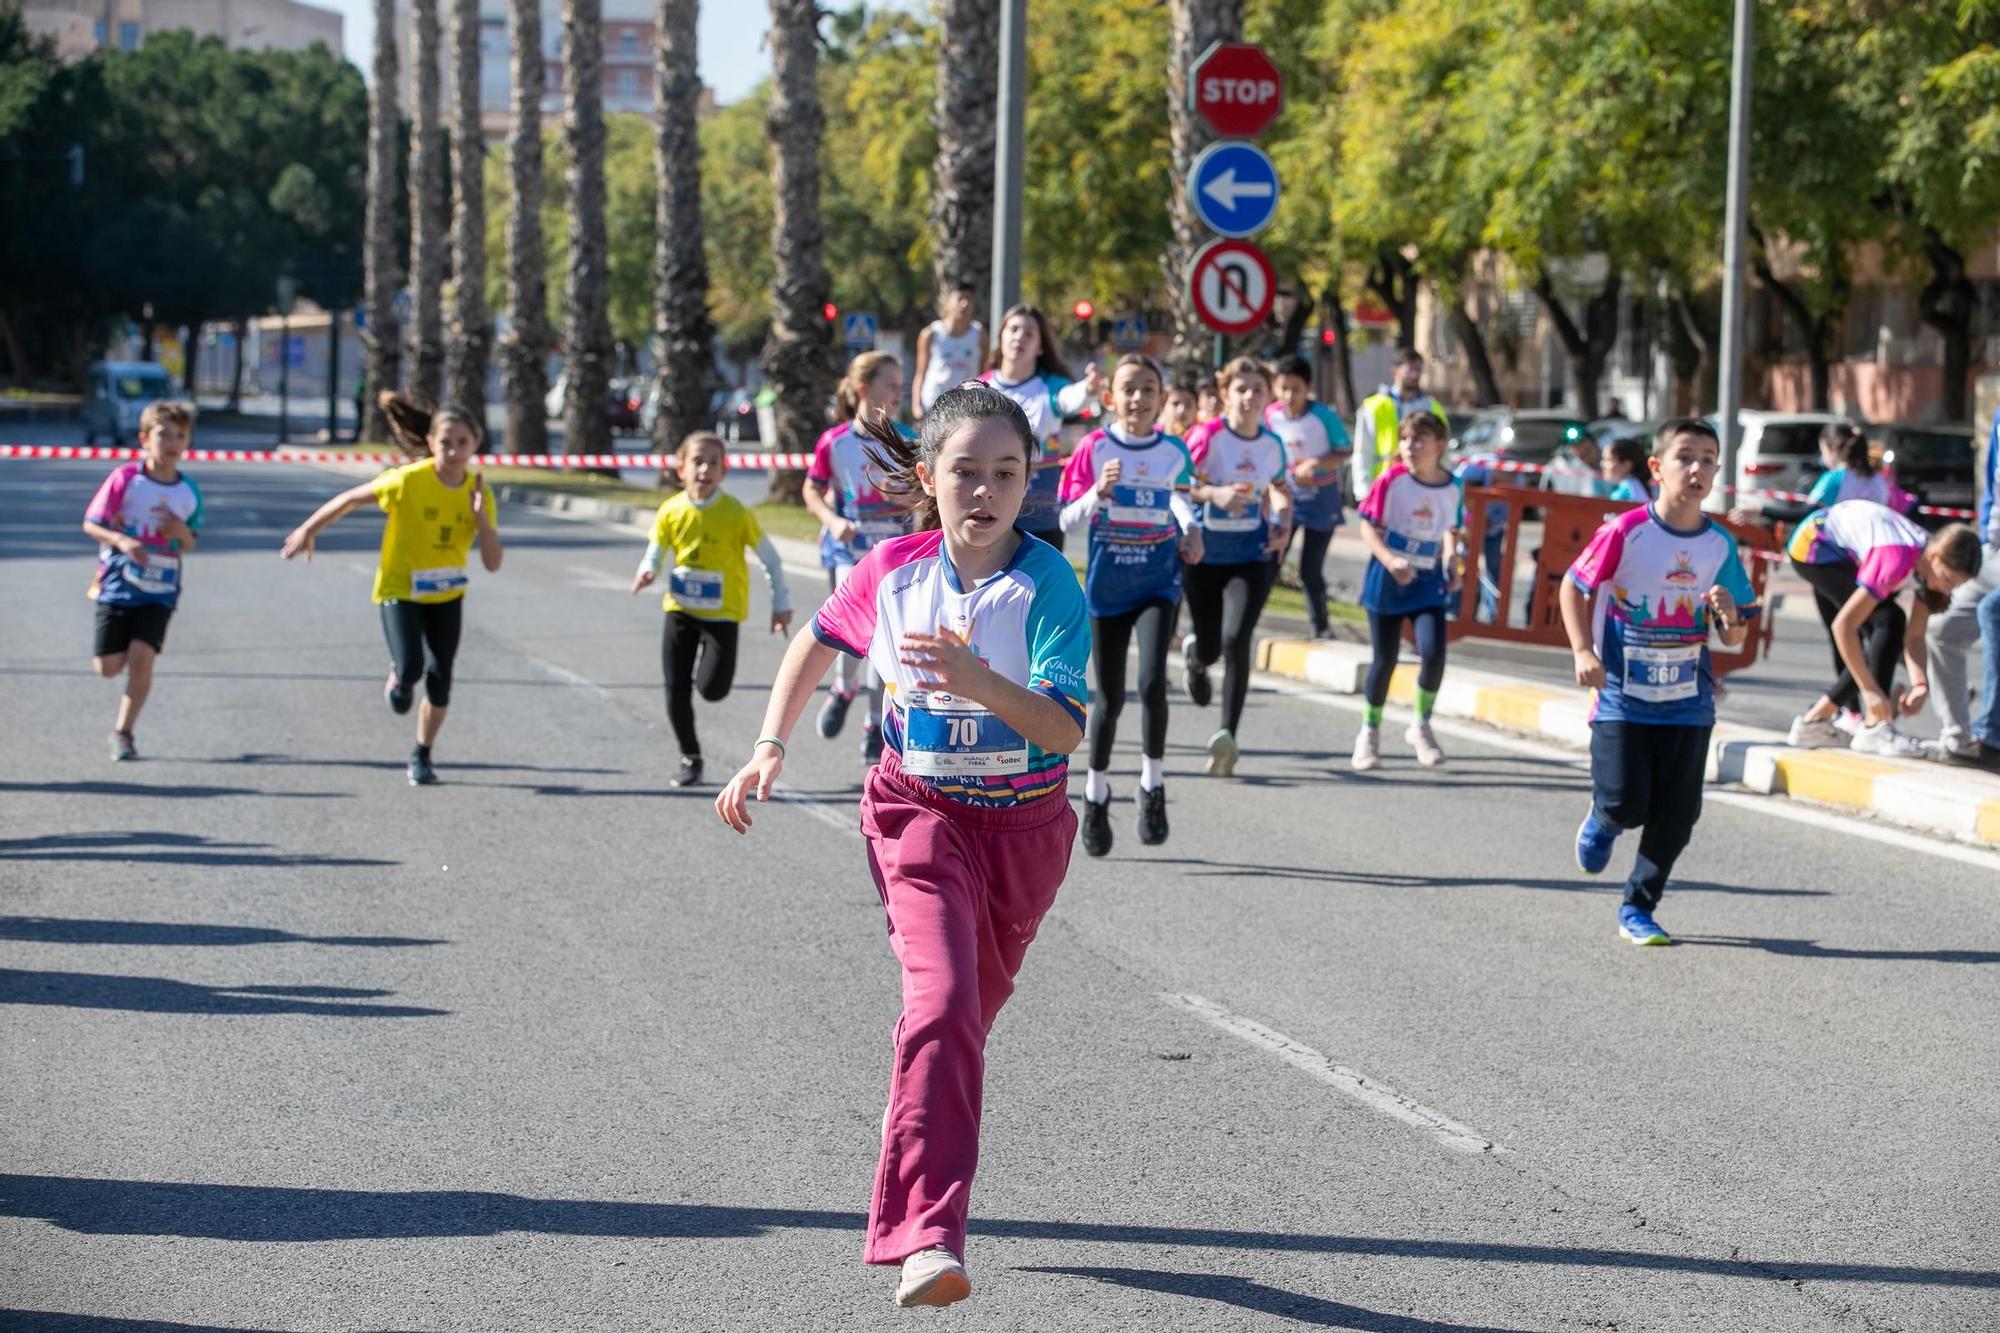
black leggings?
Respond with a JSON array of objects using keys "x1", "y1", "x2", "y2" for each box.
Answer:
[
  {"x1": 1184, "y1": 560, "x2": 1274, "y2": 733},
  {"x1": 1088, "y1": 598, "x2": 1178, "y2": 770},
  {"x1": 1793, "y1": 557, "x2": 1905, "y2": 711},
  {"x1": 380, "y1": 598, "x2": 464, "y2": 708},
  {"x1": 1364, "y1": 605, "x2": 1448, "y2": 708},
  {"x1": 1286, "y1": 525, "x2": 1336, "y2": 634},
  {"x1": 663, "y1": 611, "x2": 739, "y2": 756}
]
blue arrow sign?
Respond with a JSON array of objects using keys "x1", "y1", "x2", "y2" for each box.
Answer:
[{"x1": 1188, "y1": 141, "x2": 1280, "y2": 239}]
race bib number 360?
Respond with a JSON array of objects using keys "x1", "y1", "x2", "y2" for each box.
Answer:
[{"x1": 1624, "y1": 644, "x2": 1701, "y2": 703}]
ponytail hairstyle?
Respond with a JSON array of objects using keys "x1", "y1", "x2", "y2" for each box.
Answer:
[
  {"x1": 379, "y1": 391, "x2": 482, "y2": 458},
  {"x1": 985, "y1": 303, "x2": 1072, "y2": 382},
  {"x1": 1917, "y1": 522, "x2": 1984, "y2": 612},
  {"x1": 1606, "y1": 435, "x2": 1649, "y2": 478},
  {"x1": 855, "y1": 380, "x2": 1036, "y2": 533},
  {"x1": 1399, "y1": 410, "x2": 1450, "y2": 446},
  {"x1": 1822, "y1": 420, "x2": 1873, "y2": 476},
  {"x1": 836, "y1": 350, "x2": 899, "y2": 421}
]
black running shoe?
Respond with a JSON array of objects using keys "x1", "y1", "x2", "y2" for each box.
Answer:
[
  {"x1": 818, "y1": 688, "x2": 854, "y2": 739},
  {"x1": 1181, "y1": 632, "x2": 1212, "y2": 707},
  {"x1": 861, "y1": 723, "x2": 884, "y2": 764},
  {"x1": 672, "y1": 755, "x2": 704, "y2": 788},
  {"x1": 1137, "y1": 784, "x2": 1168, "y2": 845},
  {"x1": 1080, "y1": 795, "x2": 1113, "y2": 857},
  {"x1": 406, "y1": 751, "x2": 439, "y2": 785},
  {"x1": 385, "y1": 671, "x2": 414, "y2": 715}
]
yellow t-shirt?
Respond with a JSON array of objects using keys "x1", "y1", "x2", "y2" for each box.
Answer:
[
  {"x1": 650, "y1": 491, "x2": 765, "y2": 622},
  {"x1": 369, "y1": 461, "x2": 497, "y2": 604}
]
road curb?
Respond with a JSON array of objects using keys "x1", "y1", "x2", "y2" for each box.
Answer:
[{"x1": 1256, "y1": 635, "x2": 2000, "y2": 848}]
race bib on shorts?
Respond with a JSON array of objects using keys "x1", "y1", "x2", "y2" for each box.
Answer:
[
  {"x1": 1623, "y1": 644, "x2": 1701, "y2": 703},
  {"x1": 899, "y1": 689, "x2": 1028, "y2": 778},
  {"x1": 669, "y1": 566, "x2": 725, "y2": 611},
  {"x1": 411, "y1": 565, "x2": 469, "y2": 596}
]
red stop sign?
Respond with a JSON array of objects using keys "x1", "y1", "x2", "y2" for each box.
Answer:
[{"x1": 1191, "y1": 41, "x2": 1283, "y2": 139}]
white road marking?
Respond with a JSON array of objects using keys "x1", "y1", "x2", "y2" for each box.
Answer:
[
  {"x1": 566, "y1": 564, "x2": 635, "y2": 592},
  {"x1": 772, "y1": 782, "x2": 862, "y2": 838},
  {"x1": 1163, "y1": 992, "x2": 1505, "y2": 1156},
  {"x1": 530, "y1": 656, "x2": 614, "y2": 705},
  {"x1": 1253, "y1": 670, "x2": 2000, "y2": 873}
]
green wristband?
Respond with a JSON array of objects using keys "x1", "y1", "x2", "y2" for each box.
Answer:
[{"x1": 755, "y1": 736, "x2": 786, "y2": 756}]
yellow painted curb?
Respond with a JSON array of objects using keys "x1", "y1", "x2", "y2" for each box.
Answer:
[
  {"x1": 1768, "y1": 752, "x2": 1901, "y2": 809},
  {"x1": 1472, "y1": 685, "x2": 1569, "y2": 733},
  {"x1": 1977, "y1": 801, "x2": 2000, "y2": 845},
  {"x1": 1261, "y1": 639, "x2": 1315, "y2": 677},
  {"x1": 1385, "y1": 664, "x2": 1419, "y2": 704}
]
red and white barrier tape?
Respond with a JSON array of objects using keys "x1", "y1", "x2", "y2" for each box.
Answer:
[
  {"x1": 0, "y1": 444, "x2": 813, "y2": 470},
  {"x1": 1469, "y1": 456, "x2": 1976, "y2": 520}
]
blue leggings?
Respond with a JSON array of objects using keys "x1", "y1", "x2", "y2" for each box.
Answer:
[{"x1": 1364, "y1": 606, "x2": 1447, "y2": 708}]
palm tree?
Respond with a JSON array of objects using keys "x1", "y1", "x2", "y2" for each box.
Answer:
[
  {"x1": 408, "y1": 0, "x2": 447, "y2": 403},
  {"x1": 652, "y1": 0, "x2": 714, "y2": 467},
  {"x1": 762, "y1": 0, "x2": 838, "y2": 497},
  {"x1": 361, "y1": 0, "x2": 402, "y2": 442},
  {"x1": 930, "y1": 0, "x2": 997, "y2": 317},
  {"x1": 1166, "y1": 0, "x2": 1242, "y2": 371},
  {"x1": 500, "y1": 0, "x2": 550, "y2": 455},
  {"x1": 562, "y1": 0, "x2": 614, "y2": 456},
  {"x1": 445, "y1": 0, "x2": 490, "y2": 432}
]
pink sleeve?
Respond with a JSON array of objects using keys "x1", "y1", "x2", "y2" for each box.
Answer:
[
  {"x1": 1886, "y1": 481, "x2": 1916, "y2": 516},
  {"x1": 85, "y1": 464, "x2": 133, "y2": 525},
  {"x1": 811, "y1": 537, "x2": 892, "y2": 655},
  {"x1": 1184, "y1": 419, "x2": 1220, "y2": 472},
  {"x1": 1856, "y1": 544, "x2": 1921, "y2": 601},
  {"x1": 1568, "y1": 513, "x2": 1632, "y2": 592},
  {"x1": 806, "y1": 428, "x2": 838, "y2": 484},
  {"x1": 1357, "y1": 463, "x2": 1407, "y2": 524},
  {"x1": 1058, "y1": 432, "x2": 1103, "y2": 502}
]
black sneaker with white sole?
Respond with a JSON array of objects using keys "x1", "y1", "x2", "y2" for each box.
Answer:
[
  {"x1": 1181, "y1": 632, "x2": 1212, "y2": 707},
  {"x1": 672, "y1": 755, "x2": 704, "y2": 787},
  {"x1": 1137, "y1": 784, "x2": 1168, "y2": 845},
  {"x1": 406, "y1": 750, "x2": 439, "y2": 785},
  {"x1": 1080, "y1": 794, "x2": 1113, "y2": 857},
  {"x1": 385, "y1": 671, "x2": 414, "y2": 715}
]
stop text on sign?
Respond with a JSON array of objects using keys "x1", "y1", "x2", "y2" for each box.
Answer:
[
  {"x1": 1200, "y1": 77, "x2": 1279, "y2": 107},
  {"x1": 1190, "y1": 41, "x2": 1284, "y2": 139}
]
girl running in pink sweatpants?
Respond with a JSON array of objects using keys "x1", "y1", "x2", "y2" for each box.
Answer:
[{"x1": 716, "y1": 382, "x2": 1091, "y2": 1309}]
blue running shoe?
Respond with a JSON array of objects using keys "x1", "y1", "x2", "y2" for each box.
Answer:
[
  {"x1": 1575, "y1": 808, "x2": 1620, "y2": 876},
  {"x1": 1618, "y1": 905, "x2": 1672, "y2": 946}
]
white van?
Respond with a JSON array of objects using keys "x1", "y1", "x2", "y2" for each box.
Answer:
[
  {"x1": 1722, "y1": 410, "x2": 1854, "y2": 506},
  {"x1": 81, "y1": 361, "x2": 176, "y2": 446}
]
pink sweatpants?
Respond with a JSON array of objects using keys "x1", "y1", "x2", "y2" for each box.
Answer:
[{"x1": 858, "y1": 749, "x2": 1078, "y2": 1266}]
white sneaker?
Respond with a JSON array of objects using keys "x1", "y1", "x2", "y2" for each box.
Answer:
[
  {"x1": 1849, "y1": 722, "x2": 1926, "y2": 758},
  {"x1": 1832, "y1": 708, "x2": 1863, "y2": 737},
  {"x1": 1786, "y1": 714, "x2": 1846, "y2": 749},
  {"x1": 1204, "y1": 728, "x2": 1238, "y2": 777},
  {"x1": 1405, "y1": 720, "x2": 1445, "y2": 768},
  {"x1": 895, "y1": 1246, "x2": 971, "y2": 1308},
  {"x1": 1922, "y1": 732, "x2": 1977, "y2": 762},
  {"x1": 1351, "y1": 727, "x2": 1380, "y2": 772}
]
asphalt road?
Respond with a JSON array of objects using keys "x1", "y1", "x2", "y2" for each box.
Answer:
[{"x1": 3, "y1": 455, "x2": 1998, "y2": 1332}]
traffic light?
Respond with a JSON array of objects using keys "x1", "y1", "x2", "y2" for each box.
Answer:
[
  {"x1": 822, "y1": 302, "x2": 838, "y2": 323},
  {"x1": 1073, "y1": 299, "x2": 1095, "y2": 322},
  {"x1": 1320, "y1": 328, "x2": 1337, "y2": 346}
]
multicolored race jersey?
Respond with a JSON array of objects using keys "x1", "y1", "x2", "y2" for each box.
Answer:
[
  {"x1": 647, "y1": 491, "x2": 771, "y2": 622},
  {"x1": 1265, "y1": 400, "x2": 1352, "y2": 531},
  {"x1": 1806, "y1": 467, "x2": 1911, "y2": 514},
  {"x1": 981, "y1": 370, "x2": 1080, "y2": 532},
  {"x1": 1569, "y1": 505, "x2": 1760, "y2": 726},
  {"x1": 1058, "y1": 427, "x2": 1195, "y2": 618},
  {"x1": 1786, "y1": 500, "x2": 1930, "y2": 600},
  {"x1": 1186, "y1": 419, "x2": 1287, "y2": 565},
  {"x1": 918, "y1": 320, "x2": 985, "y2": 412},
  {"x1": 84, "y1": 462, "x2": 204, "y2": 608},
  {"x1": 1608, "y1": 476, "x2": 1653, "y2": 504},
  {"x1": 809, "y1": 421, "x2": 912, "y2": 567},
  {"x1": 368, "y1": 460, "x2": 497, "y2": 605},
  {"x1": 1358, "y1": 464, "x2": 1464, "y2": 614},
  {"x1": 812, "y1": 530, "x2": 1090, "y2": 808}
]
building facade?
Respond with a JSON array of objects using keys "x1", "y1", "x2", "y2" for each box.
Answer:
[{"x1": 21, "y1": 0, "x2": 343, "y2": 61}]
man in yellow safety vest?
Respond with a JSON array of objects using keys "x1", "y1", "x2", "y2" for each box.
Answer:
[{"x1": 1350, "y1": 350, "x2": 1448, "y2": 502}]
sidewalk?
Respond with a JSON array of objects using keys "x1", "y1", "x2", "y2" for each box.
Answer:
[{"x1": 1255, "y1": 635, "x2": 2000, "y2": 849}]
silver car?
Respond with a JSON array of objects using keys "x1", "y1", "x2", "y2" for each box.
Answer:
[{"x1": 81, "y1": 361, "x2": 176, "y2": 446}]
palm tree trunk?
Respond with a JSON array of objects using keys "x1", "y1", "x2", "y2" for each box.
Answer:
[
  {"x1": 762, "y1": 0, "x2": 839, "y2": 501},
  {"x1": 362, "y1": 0, "x2": 402, "y2": 440},
  {"x1": 1165, "y1": 0, "x2": 1243, "y2": 373},
  {"x1": 408, "y1": 0, "x2": 447, "y2": 405},
  {"x1": 445, "y1": 0, "x2": 490, "y2": 432},
  {"x1": 652, "y1": 0, "x2": 715, "y2": 470},
  {"x1": 500, "y1": 0, "x2": 550, "y2": 455},
  {"x1": 563, "y1": 0, "x2": 615, "y2": 456},
  {"x1": 930, "y1": 0, "x2": 997, "y2": 316}
]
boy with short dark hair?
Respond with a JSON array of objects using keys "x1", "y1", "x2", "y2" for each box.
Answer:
[
  {"x1": 1559, "y1": 418, "x2": 1757, "y2": 946},
  {"x1": 82, "y1": 399, "x2": 203, "y2": 761}
]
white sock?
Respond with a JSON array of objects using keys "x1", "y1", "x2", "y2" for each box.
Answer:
[
  {"x1": 1085, "y1": 768, "x2": 1110, "y2": 804},
  {"x1": 1139, "y1": 755, "x2": 1164, "y2": 791}
]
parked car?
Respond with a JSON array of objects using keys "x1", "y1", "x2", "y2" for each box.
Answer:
[
  {"x1": 81, "y1": 361, "x2": 176, "y2": 446},
  {"x1": 1872, "y1": 422, "x2": 1978, "y2": 530},
  {"x1": 718, "y1": 387, "x2": 761, "y2": 444},
  {"x1": 544, "y1": 372, "x2": 646, "y2": 436},
  {"x1": 1448, "y1": 408, "x2": 1593, "y2": 475},
  {"x1": 1714, "y1": 410, "x2": 1855, "y2": 507}
]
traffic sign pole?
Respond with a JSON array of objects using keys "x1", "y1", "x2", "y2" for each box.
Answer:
[{"x1": 1183, "y1": 43, "x2": 1284, "y2": 346}]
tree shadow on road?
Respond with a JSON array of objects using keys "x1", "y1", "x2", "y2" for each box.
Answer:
[
  {"x1": 0, "y1": 916, "x2": 444, "y2": 949},
  {"x1": 0, "y1": 832, "x2": 394, "y2": 869},
  {"x1": 1104, "y1": 858, "x2": 1827, "y2": 898},
  {"x1": 1676, "y1": 935, "x2": 2000, "y2": 965},
  {"x1": 211, "y1": 753, "x2": 628, "y2": 775},
  {"x1": 0, "y1": 782, "x2": 346, "y2": 801},
  {"x1": 1019, "y1": 1267, "x2": 1537, "y2": 1331},
  {"x1": 1, "y1": 1175, "x2": 1992, "y2": 1290},
  {"x1": 0, "y1": 1314, "x2": 404, "y2": 1333},
  {"x1": 0, "y1": 970, "x2": 447, "y2": 1017}
]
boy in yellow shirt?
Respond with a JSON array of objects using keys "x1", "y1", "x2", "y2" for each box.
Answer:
[{"x1": 632, "y1": 432, "x2": 793, "y2": 786}]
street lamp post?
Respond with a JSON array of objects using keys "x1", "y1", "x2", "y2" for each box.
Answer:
[
  {"x1": 1714, "y1": 0, "x2": 1754, "y2": 508},
  {"x1": 276, "y1": 276, "x2": 297, "y2": 445},
  {"x1": 988, "y1": 0, "x2": 1026, "y2": 326}
]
